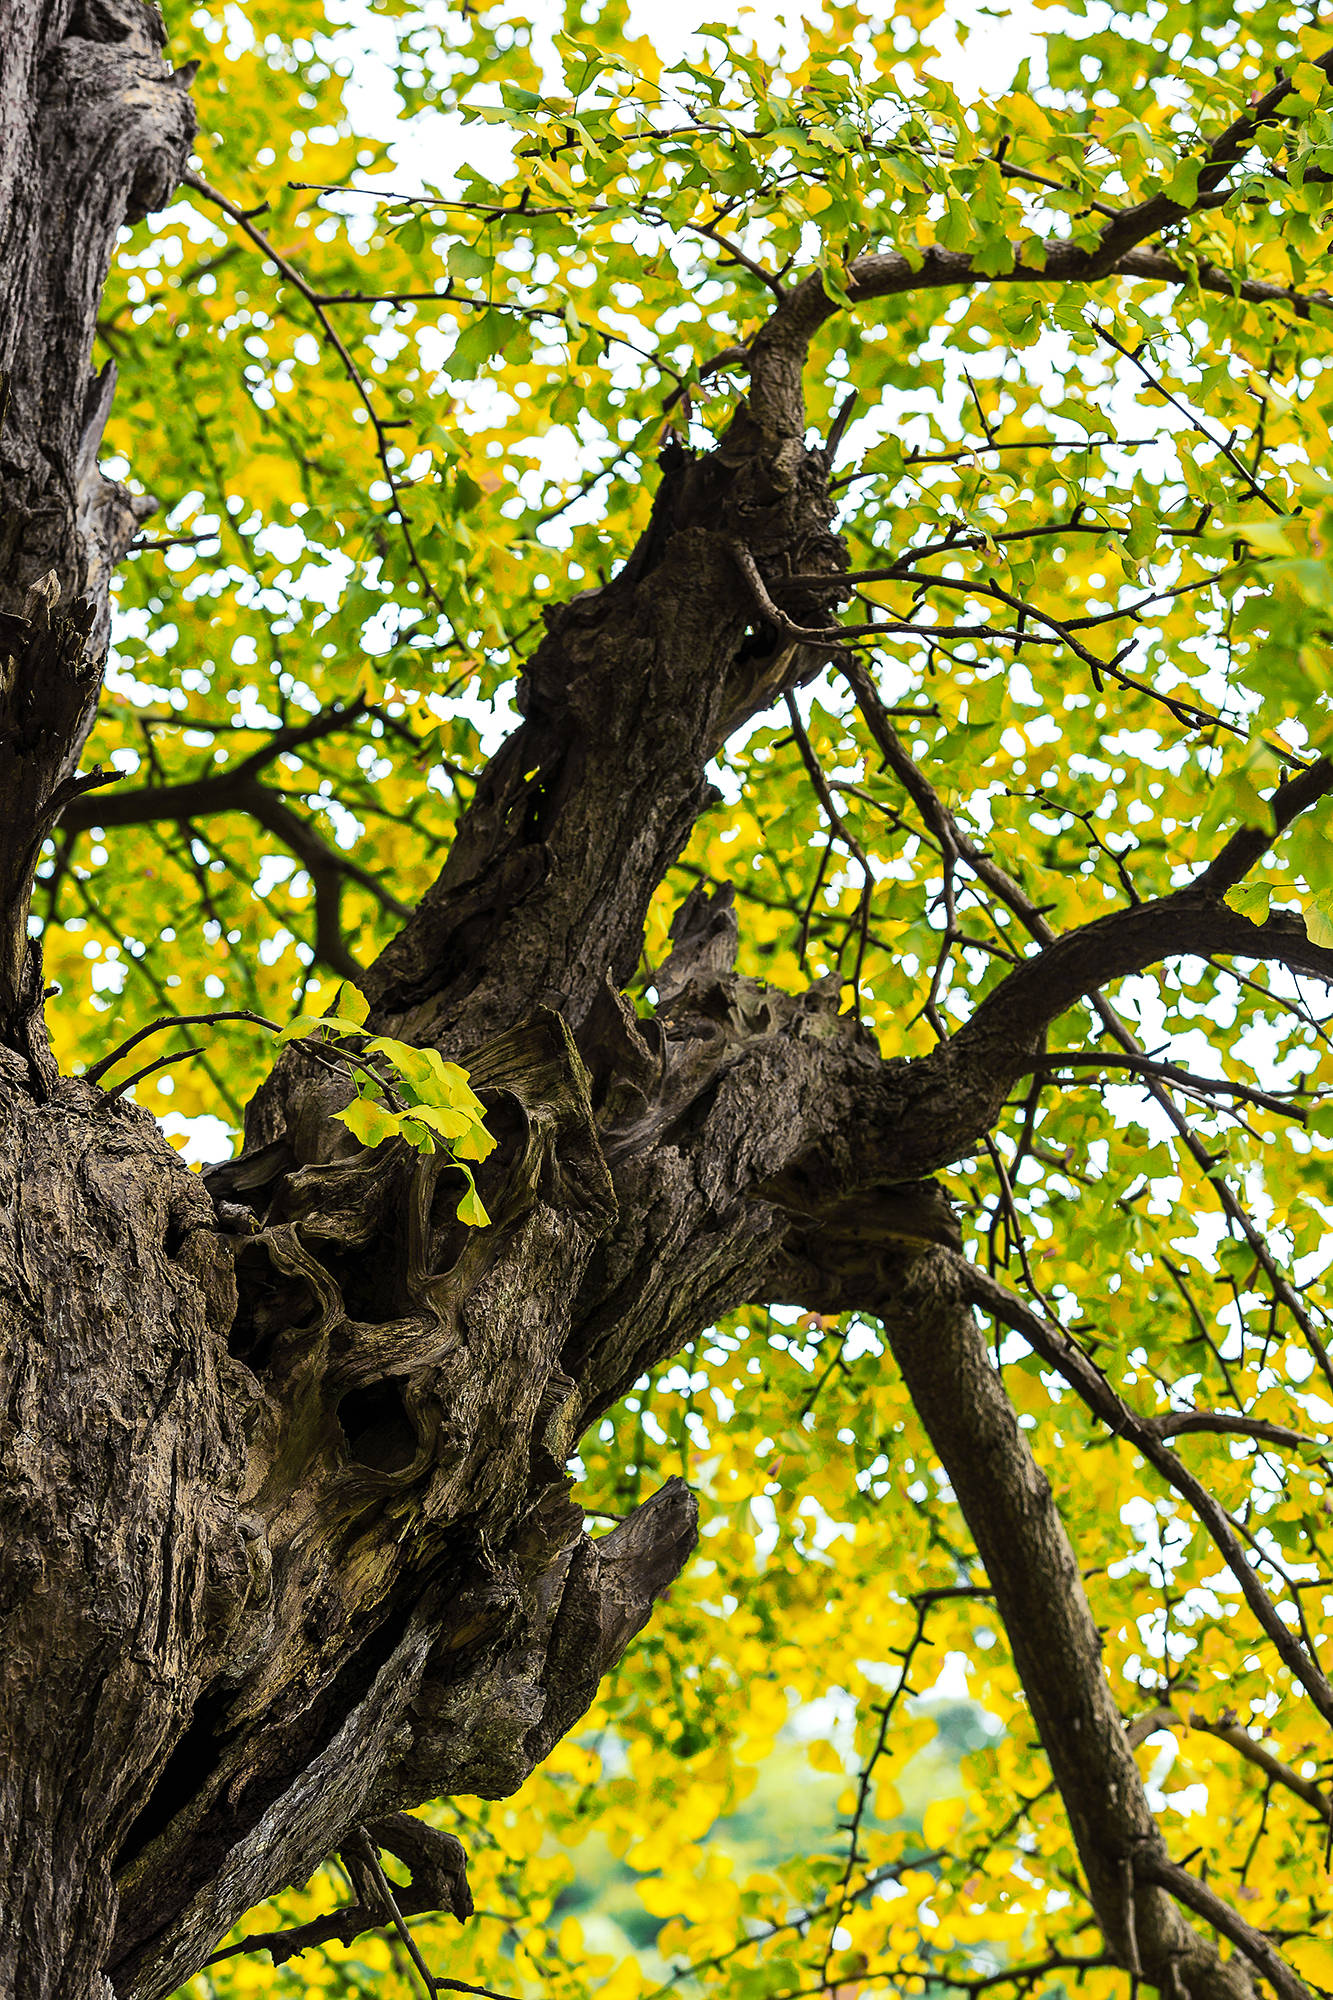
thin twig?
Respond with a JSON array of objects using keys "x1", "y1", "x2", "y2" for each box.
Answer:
[
  {"x1": 83, "y1": 1010, "x2": 279, "y2": 1087},
  {"x1": 1038, "y1": 1051, "x2": 1306, "y2": 1120},
  {"x1": 102, "y1": 1046, "x2": 202, "y2": 1103},
  {"x1": 783, "y1": 694, "x2": 874, "y2": 995},
  {"x1": 345, "y1": 1830, "x2": 440, "y2": 2000},
  {"x1": 183, "y1": 173, "x2": 443, "y2": 611},
  {"x1": 1091, "y1": 321, "x2": 1286, "y2": 515}
]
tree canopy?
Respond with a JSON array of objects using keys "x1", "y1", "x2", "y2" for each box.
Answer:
[{"x1": 11, "y1": 0, "x2": 1333, "y2": 1995}]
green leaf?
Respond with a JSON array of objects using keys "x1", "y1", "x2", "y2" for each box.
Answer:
[
  {"x1": 1162, "y1": 156, "x2": 1202, "y2": 207},
  {"x1": 448, "y1": 241, "x2": 492, "y2": 286},
  {"x1": 365, "y1": 1035, "x2": 434, "y2": 1081},
  {"x1": 276, "y1": 1012, "x2": 372, "y2": 1045},
  {"x1": 332, "y1": 982, "x2": 369, "y2": 1027},
  {"x1": 452, "y1": 1121, "x2": 498, "y2": 1163},
  {"x1": 334, "y1": 1096, "x2": 404, "y2": 1148},
  {"x1": 455, "y1": 1166, "x2": 491, "y2": 1228},
  {"x1": 1305, "y1": 889, "x2": 1333, "y2": 948},
  {"x1": 405, "y1": 1102, "x2": 474, "y2": 1140},
  {"x1": 1224, "y1": 880, "x2": 1271, "y2": 925},
  {"x1": 1217, "y1": 516, "x2": 1295, "y2": 556}
]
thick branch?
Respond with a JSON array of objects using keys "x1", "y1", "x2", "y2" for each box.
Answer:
[
  {"x1": 737, "y1": 888, "x2": 1333, "y2": 1224},
  {"x1": 745, "y1": 48, "x2": 1333, "y2": 433},
  {"x1": 365, "y1": 425, "x2": 846, "y2": 1047},
  {"x1": 559, "y1": 855, "x2": 1333, "y2": 1425},
  {"x1": 924, "y1": 894, "x2": 1333, "y2": 1166},
  {"x1": 877, "y1": 1247, "x2": 1276, "y2": 2000},
  {"x1": 1137, "y1": 1857, "x2": 1311, "y2": 2000}
]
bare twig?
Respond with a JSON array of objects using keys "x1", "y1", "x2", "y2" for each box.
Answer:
[
  {"x1": 783, "y1": 694, "x2": 874, "y2": 993},
  {"x1": 83, "y1": 1010, "x2": 280, "y2": 1087},
  {"x1": 183, "y1": 173, "x2": 443, "y2": 611},
  {"x1": 1039, "y1": 1050, "x2": 1306, "y2": 1120},
  {"x1": 102, "y1": 1045, "x2": 202, "y2": 1104}
]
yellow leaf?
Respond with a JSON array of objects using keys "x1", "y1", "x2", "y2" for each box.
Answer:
[
  {"x1": 335, "y1": 1096, "x2": 402, "y2": 1148},
  {"x1": 456, "y1": 1171, "x2": 491, "y2": 1228},
  {"x1": 922, "y1": 1796, "x2": 966, "y2": 1847}
]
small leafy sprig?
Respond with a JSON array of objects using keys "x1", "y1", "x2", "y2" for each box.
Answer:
[{"x1": 278, "y1": 985, "x2": 496, "y2": 1227}]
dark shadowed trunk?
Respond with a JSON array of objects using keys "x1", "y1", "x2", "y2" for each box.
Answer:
[{"x1": 0, "y1": 6, "x2": 1321, "y2": 1998}]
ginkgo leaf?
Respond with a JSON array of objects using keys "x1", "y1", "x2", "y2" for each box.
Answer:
[
  {"x1": 1305, "y1": 891, "x2": 1333, "y2": 948},
  {"x1": 405, "y1": 1103, "x2": 473, "y2": 1141},
  {"x1": 451, "y1": 1122, "x2": 498, "y2": 1163},
  {"x1": 1224, "y1": 881, "x2": 1272, "y2": 925},
  {"x1": 922, "y1": 1797, "x2": 967, "y2": 1848},
  {"x1": 334, "y1": 1096, "x2": 402, "y2": 1148},
  {"x1": 455, "y1": 1169, "x2": 491, "y2": 1229},
  {"x1": 276, "y1": 1012, "x2": 372, "y2": 1045},
  {"x1": 330, "y1": 982, "x2": 370, "y2": 1027}
]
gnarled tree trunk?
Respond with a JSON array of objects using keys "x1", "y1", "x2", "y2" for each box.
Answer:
[{"x1": 0, "y1": 7, "x2": 1320, "y2": 1998}]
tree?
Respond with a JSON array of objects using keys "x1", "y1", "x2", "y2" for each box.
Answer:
[{"x1": 7, "y1": 0, "x2": 1333, "y2": 1994}]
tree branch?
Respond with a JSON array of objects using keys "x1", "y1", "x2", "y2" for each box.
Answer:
[
  {"x1": 1136, "y1": 1853, "x2": 1312, "y2": 2000},
  {"x1": 57, "y1": 703, "x2": 406, "y2": 980},
  {"x1": 205, "y1": 1814, "x2": 473, "y2": 1974},
  {"x1": 841, "y1": 672, "x2": 1333, "y2": 1387},
  {"x1": 1037, "y1": 1050, "x2": 1305, "y2": 1120},
  {"x1": 1187, "y1": 1714, "x2": 1332, "y2": 1827},
  {"x1": 744, "y1": 46, "x2": 1333, "y2": 432},
  {"x1": 959, "y1": 1262, "x2": 1333, "y2": 1731},
  {"x1": 874, "y1": 1245, "x2": 1267, "y2": 2000},
  {"x1": 948, "y1": 895, "x2": 1333, "y2": 1119},
  {"x1": 82, "y1": 1009, "x2": 279, "y2": 1087},
  {"x1": 1132, "y1": 1702, "x2": 1333, "y2": 1827},
  {"x1": 1193, "y1": 758, "x2": 1333, "y2": 898}
]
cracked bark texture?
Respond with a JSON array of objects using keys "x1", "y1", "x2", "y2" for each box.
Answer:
[
  {"x1": 880, "y1": 1251, "x2": 1255, "y2": 2000},
  {"x1": 1, "y1": 9, "x2": 1327, "y2": 1998}
]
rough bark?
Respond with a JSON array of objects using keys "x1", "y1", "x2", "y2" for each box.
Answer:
[
  {"x1": 0, "y1": 0, "x2": 195, "y2": 1061},
  {"x1": 2, "y1": 8, "x2": 1329, "y2": 1997},
  {"x1": 0, "y1": 1064, "x2": 248, "y2": 2000},
  {"x1": 877, "y1": 1250, "x2": 1258, "y2": 2000}
]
